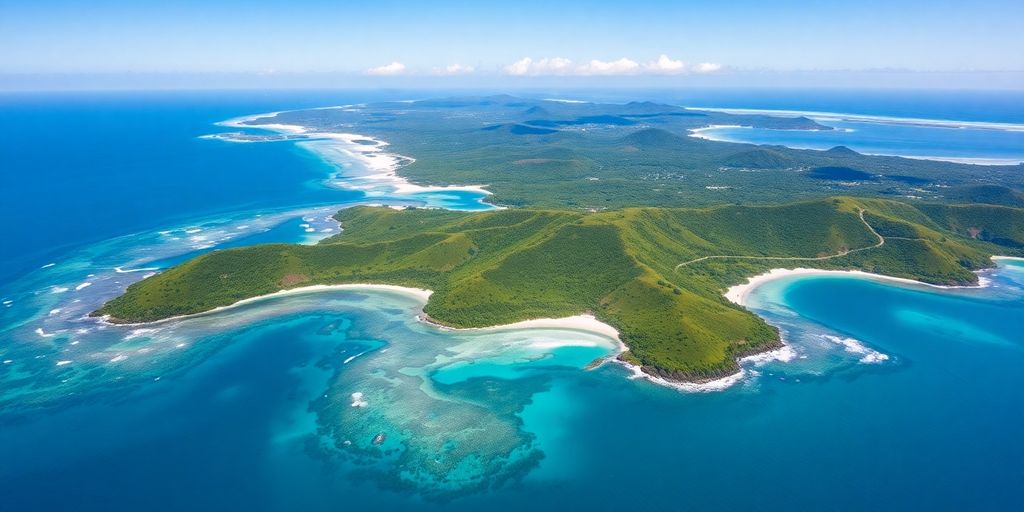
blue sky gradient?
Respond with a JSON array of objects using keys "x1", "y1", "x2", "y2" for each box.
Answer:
[{"x1": 2, "y1": 0, "x2": 1021, "y2": 89}]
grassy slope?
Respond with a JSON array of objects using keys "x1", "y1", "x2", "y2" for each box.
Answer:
[{"x1": 95, "y1": 198, "x2": 1024, "y2": 382}]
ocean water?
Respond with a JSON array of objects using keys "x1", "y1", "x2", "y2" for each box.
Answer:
[
  {"x1": 1, "y1": 91, "x2": 1023, "y2": 511},
  {"x1": 689, "y1": 112, "x2": 1024, "y2": 165},
  {"x1": 548, "y1": 88, "x2": 1024, "y2": 164}
]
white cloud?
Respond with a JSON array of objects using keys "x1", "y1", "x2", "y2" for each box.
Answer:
[
  {"x1": 433, "y1": 63, "x2": 475, "y2": 75},
  {"x1": 365, "y1": 62, "x2": 406, "y2": 76},
  {"x1": 504, "y1": 57, "x2": 574, "y2": 76},
  {"x1": 644, "y1": 54, "x2": 686, "y2": 75},
  {"x1": 503, "y1": 55, "x2": 722, "y2": 76},
  {"x1": 577, "y1": 58, "x2": 641, "y2": 75},
  {"x1": 693, "y1": 62, "x2": 723, "y2": 73}
]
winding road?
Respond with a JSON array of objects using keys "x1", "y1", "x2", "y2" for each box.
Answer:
[{"x1": 674, "y1": 208, "x2": 900, "y2": 271}]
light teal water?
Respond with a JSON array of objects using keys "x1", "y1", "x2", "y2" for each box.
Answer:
[{"x1": 2, "y1": 93, "x2": 1023, "y2": 510}]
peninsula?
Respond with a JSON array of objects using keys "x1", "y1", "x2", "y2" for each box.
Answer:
[{"x1": 95, "y1": 197, "x2": 1024, "y2": 382}]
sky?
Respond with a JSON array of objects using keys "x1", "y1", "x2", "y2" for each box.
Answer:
[{"x1": 1, "y1": 0, "x2": 1022, "y2": 90}]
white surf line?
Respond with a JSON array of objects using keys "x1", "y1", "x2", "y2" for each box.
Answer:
[
  {"x1": 687, "y1": 124, "x2": 750, "y2": 141},
  {"x1": 95, "y1": 284, "x2": 435, "y2": 327},
  {"x1": 688, "y1": 122, "x2": 1023, "y2": 165},
  {"x1": 115, "y1": 266, "x2": 160, "y2": 273},
  {"x1": 675, "y1": 208, "x2": 888, "y2": 271},
  {"x1": 686, "y1": 107, "x2": 1024, "y2": 132},
  {"x1": 213, "y1": 110, "x2": 497, "y2": 200},
  {"x1": 895, "y1": 154, "x2": 1024, "y2": 166},
  {"x1": 96, "y1": 282, "x2": 748, "y2": 393}
]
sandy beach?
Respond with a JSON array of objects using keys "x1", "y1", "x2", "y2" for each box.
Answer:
[
  {"x1": 725, "y1": 267, "x2": 993, "y2": 306},
  {"x1": 215, "y1": 112, "x2": 496, "y2": 200},
  {"x1": 420, "y1": 313, "x2": 621, "y2": 341},
  {"x1": 98, "y1": 283, "x2": 434, "y2": 327},
  {"x1": 687, "y1": 124, "x2": 747, "y2": 141}
]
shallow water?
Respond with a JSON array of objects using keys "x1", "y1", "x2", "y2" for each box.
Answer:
[
  {"x1": 691, "y1": 111, "x2": 1024, "y2": 164},
  {"x1": 2, "y1": 92, "x2": 1023, "y2": 510}
]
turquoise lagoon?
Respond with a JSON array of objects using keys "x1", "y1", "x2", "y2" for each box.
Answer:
[{"x1": 1, "y1": 92, "x2": 1023, "y2": 510}]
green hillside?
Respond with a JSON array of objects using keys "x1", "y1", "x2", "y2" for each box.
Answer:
[
  {"x1": 253, "y1": 96, "x2": 1024, "y2": 209},
  {"x1": 95, "y1": 198, "x2": 1024, "y2": 382}
]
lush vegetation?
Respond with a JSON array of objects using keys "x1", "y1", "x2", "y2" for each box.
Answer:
[
  {"x1": 95, "y1": 198, "x2": 1024, "y2": 382},
  {"x1": 258, "y1": 95, "x2": 1024, "y2": 210}
]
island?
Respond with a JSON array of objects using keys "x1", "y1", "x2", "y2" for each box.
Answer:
[{"x1": 95, "y1": 197, "x2": 1024, "y2": 382}]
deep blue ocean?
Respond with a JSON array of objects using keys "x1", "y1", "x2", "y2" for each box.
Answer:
[{"x1": 1, "y1": 90, "x2": 1022, "y2": 511}]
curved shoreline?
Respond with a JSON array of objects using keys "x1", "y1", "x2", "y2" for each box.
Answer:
[
  {"x1": 686, "y1": 117, "x2": 1024, "y2": 166},
  {"x1": 94, "y1": 263, "x2": 1010, "y2": 392},
  {"x1": 98, "y1": 283, "x2": 623, "y2": 344},
  {"x1": 97, "y1": 284, "x2": 435, "y2": 327},
  {"x1": 724, "y1": 266, "x2": 996, "y2": 306},
  {"x1": 217, "y1": 111, "x2": 498, "y2": 201},
  {"x1": 96, "y1": 282, "x2": 751, "y2": 392},
  {"x1": 687, "y1": 106, "x2": 1024, "y2": 133}
]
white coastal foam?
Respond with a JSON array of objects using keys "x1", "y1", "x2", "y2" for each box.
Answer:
[
  {"x1": 124, "y1": 328, "x2": 157, "y2": 340},
  {"x1": 688, "y1": 124, "x2": 749, "y2": 141},
  {"x1": 102, "y1": 283, "x2": 435, "y2": 327},
  {"x1": 75, "y1": 282, "x2": 92, "y2": 291},
  {"x1": 821, "y1": 335, "x2": 889, "y2": 364},
  {"x1": 115, "y1": 266, "x2": 159, "y2": 274},
  {"x1": 213, "y1": 111, "x2": 496, "y2": 203},
  {"x1": 343, "y1": 350, "x2": 371, "y2": 364},
  {"x1": 620, "y1": 362, "x2": 748, "y2": 393},
  {"x1": 688, "y1": 106, "x2": 1024, "y2": 133},
  {"x1": 741, "y1": 344, "x2": 798, "y2": 366},
  {"x1": 350, "y1": 392, "x2": 368, "y2": 408}
]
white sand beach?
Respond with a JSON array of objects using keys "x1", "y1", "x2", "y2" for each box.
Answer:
[{"x1": 725, "y1": 267, "x2": 993, "y2": 306}]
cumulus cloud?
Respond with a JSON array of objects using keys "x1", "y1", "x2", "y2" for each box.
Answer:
[
  {"x1": 433, "y1": 63, "x2": 475, "y2": 75},
  {"x1": 693, "y1": 62, "x2": 723, "y2": 73},
  {"x1": 503, "y1": 55, "x2": 721, "y2": 76},
  {"x1": 644, "y1": 54, "x2": 686, "y2": 75},
  {"x1": 577, "y1": 58, "x2": 641, "y2": 75},
  {"x1": 504, "y1": 57, "x2": 575, "y2": 76},
  {"x1": 365, "y1": 62, "x2": 406, "y2": 76}
]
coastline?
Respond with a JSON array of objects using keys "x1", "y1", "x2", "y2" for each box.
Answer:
[
  {"x1": 688, "y1": 124, "x2": 748, "y2": 141},
  {"x1": 98, "y1": 282, "x2": 622, "y2": 346},
  {"x1": 687, "y1": 106, "x2": 1024, "y2": 133},
  {"x1": 416, "y1": 312, "x2": 621, "y2": 341},
  {"x1": 685, "y1": 118, "x2": 1024, "y2": 166},
  {"x1": 97, "y1": 281, "x2": 754, "y2": 392},
  {"x1": 724, "y1": 267, "x2": 994, "y2": 306},
  {"x1": 216, "y1": 111, "x2": 497, "y2": 201},
  {"x1": 97, "y1": 284, "x2": 435, "y2": 327}
]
